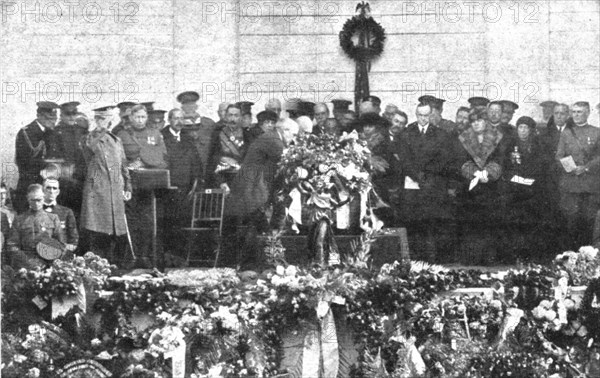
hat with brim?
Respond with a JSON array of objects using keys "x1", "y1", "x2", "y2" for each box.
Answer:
[
  {"x1": 500, "y1": 100, "x2": 519, "y2": 111},
  {"x1": 362, "y1": 96, "x2": 381, "y2": 107},
  {"x1": 468, "y1": 97, "x2": 490, "y2": 108},
  {"x1": 331, "y1": 99, "x2": 352, "y2": 113},
  {"x1": 60, "y1": 101, "x2": 80, "y2": 116},
  {"x1": 37, "y1": 101, "x2": 60, "y2": 114},
  {"x1": 148, "y1": 110, "x2": 167, "y2": 124},
  {"x1": 93, "y1": 106, "x2": 116, "y2": 118},
  {"x1": 177, "y1": 91, "x2": 200, "y2": 104}
]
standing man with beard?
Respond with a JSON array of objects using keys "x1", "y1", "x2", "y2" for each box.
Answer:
[
  {"x1": 455, "y1": 107, "x2": 471, "y2": 135},
  {"x1": 14, "y1": 102, "x2": 60, "y2": 212},
  {"x1": 214, "y1": 104, "x2": 248, "y2": 195}
]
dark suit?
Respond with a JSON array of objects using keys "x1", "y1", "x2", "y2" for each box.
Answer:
[
  {"x1": 161, "y1": 127, "x2": 202, "y2": 190},
  {"x1": 538, "y1": 122, "x2": 568, "y2": 237},
  {"x1": 396, "y1": 124, "x2": 456, "y2": 262},
  {"x1": 161, "y1": 126, "x2": 204, "y2": 255}
]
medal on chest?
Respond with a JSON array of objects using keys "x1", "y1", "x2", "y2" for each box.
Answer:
[{"x1": 229, "y1": 135, "x2": 244, "y2": 148}]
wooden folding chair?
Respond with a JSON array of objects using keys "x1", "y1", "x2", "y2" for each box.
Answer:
[{"x1": 183, "y1": 189, "x2": 225, "y2": 267}]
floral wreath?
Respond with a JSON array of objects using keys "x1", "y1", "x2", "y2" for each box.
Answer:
[{"x1": 339, "y1": 3, "x2": 386, "y2": 62}]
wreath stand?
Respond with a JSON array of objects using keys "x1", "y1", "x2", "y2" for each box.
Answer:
[{"x1": 339, "y1": 1, "x2": 386, "y2": 111}]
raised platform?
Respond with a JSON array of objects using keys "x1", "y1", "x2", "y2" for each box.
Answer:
[{"x1": 256, "y1": 228, "x2": 408, "y2": 268}]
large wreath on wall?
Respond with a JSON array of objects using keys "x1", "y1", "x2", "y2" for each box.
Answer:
[{"x1": 339, "y1": 2, "x2": 386, "y2": 62}]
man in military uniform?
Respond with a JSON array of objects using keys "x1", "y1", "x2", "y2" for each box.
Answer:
[
  {"x1": 116, "y1": 104, "x2": 168, "y2": 268},
  {"x1": 112, "y1": 101, "x2": 136, "y2": 135},
  {"x1": 215, "y1": 104, "x2": 248, "y2": 194},
  {"x1": 7, "y1": 184, "x2": 65, "y2": 269},
  {"x1": 14, "y1": 102, "x2": 60, "y2": 212},
  {"x1": 116, "y1": 104, "x2": 168, "y2": 169},
  {"x1": 555, "y1": 101, "x2": 600, "y2": 248},
  {"x1": 418, "y1": 95, "x2": 457, "y2": 135},
  {"x1": 42, "y1": 177, "x2": 78, "y2": 252}
]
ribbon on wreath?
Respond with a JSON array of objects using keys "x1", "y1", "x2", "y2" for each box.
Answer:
[{"x1": 296, "y1": 295, "x2": 346, "y2": 377}]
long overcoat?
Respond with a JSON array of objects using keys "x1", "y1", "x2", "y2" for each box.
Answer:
[
  {"x1": 396, "y1": 124, "x2": 456, "y2": 222},
  {"x1": 80, "y1": 130, "x2": 131, "y2": 235}
]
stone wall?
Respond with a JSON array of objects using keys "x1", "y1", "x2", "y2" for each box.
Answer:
[{"x1": 1, "y1": 0, "x2": 599, "y2": 187}]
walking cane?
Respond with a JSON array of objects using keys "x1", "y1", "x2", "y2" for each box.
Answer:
[{"x1": 124, "y1": 212, "x2": 136, "y2": 261}]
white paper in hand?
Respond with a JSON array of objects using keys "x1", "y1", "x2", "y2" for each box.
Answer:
[
  {"x1": 510, "y1": 175, "x2": 535, "y2": 186},
  {"x1": 469, "y1": 177, "x2": 479, "y2": 191},
  {"x1": 404, "y1": 176, "x2": 420, "y2": 190},
  {"x1": 560, "y1": 156, "x2": 577, "y2": 173}
]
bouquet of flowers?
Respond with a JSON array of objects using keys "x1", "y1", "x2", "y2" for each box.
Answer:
[
  {"x1": 279, "y1": 132, "x2": 373, "y2": 196},
  {"x1": 278, "y1": 132, "x2": 375, "y2": 223},
  {"x1": 16, "y1": 252, "x2": 115, "y2": 302},
  {"x1": 554, "y1": 246, "x2": 600, "y2": 286}
]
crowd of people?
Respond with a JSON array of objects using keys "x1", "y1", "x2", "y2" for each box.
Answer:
[{"x1": 2, "y1": 92, "x2": 599, "y2": 270}]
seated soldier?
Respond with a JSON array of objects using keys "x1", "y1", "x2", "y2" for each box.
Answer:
[
  {"x1": 6, "y1": 184, "x2": 65, "y2": 269},
  {"x1": 42, "y1": 177, "x2": 78, "y2": 253}
]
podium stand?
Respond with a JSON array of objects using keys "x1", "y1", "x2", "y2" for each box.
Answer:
[{"x1": 130, "y1": 169, "x2": 177, "y2": 269}]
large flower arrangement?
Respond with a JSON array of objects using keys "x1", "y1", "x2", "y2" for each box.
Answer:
[
  {"x1": 278, "y1": 132, "x2": 375, "y2": 223},
  {"x1": 14, "y1": 252, "x2": 115, "y2": 302}
]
